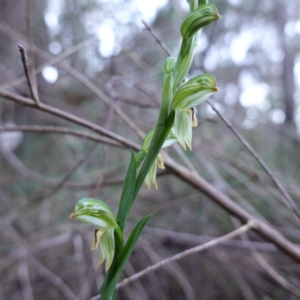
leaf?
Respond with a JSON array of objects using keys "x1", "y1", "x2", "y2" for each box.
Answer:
[
  {"x1": 101, "y1": 214, "x2": 152, "y2": 300},
  {"x1": 116, "y1": 151, "x2": 136, "y2": 231}
]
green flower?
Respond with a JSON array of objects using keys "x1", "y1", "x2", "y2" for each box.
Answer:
[
  {"x1": 172, "y1": 74, "x2": 218, "y2": 150},
  {"x1": 173, "y1": 108, "x2": 197, "y2": 150},
  {"x1": 70, "y1": 198, "x2": 122, "y2": 272},
  {"x1": 142, "y1": 129, "x2": 177, "y2": 189},
  {"x1": 181, "y1": 4, "x2": 221, "y2": 40}
]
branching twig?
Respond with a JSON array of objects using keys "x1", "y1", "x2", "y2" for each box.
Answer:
[
  {"x1": 18, "y1": 45, "x2": 40, "y2": 107},
  {"x1": 117, "y1": 222, "x2": 254, "y2": 289},
  {"x1": 232, "y1": 218, "x2": 300, "y2": 298},
  {"x1": 89, "y1": 221, "x2": 254, "y2": 300},
  {"x1": 207, "y1": 99, "x2": 300, "y2": 221}
]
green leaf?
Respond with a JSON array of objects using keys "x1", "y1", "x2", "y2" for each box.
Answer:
[
  {"x1": 116, "y1": 151, "x2": 137, "y2": 231},
  {"x1": 101, "y1": 214, "x2": 152, "y2": 300}
]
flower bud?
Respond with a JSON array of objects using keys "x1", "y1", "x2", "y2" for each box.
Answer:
[
  {"x1": 144, "y1": 159, "x2": 158, "y2": 190},
  {"x1": 172, "y1": 73, "x2": 218, "y2": 111},
  {"x1": 70, "y1": 198, "x2": 122, "y2": 272},
  {"x1": 174, "y1": 109, "x2": 193, "y2": 150},
  {"x1": 162, "y1": 57, "x2": 176, "y2": 74},
  {"x1": 172, "y1": 74, "x2": 218, "y2": 150},
  {"x1": 181, "y1": 4, "x2": 221, "y2": 40}
]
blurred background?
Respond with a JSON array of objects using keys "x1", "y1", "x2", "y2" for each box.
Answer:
[{"x1": 0, "y1": 0, "x2": 300, "y2": 299}]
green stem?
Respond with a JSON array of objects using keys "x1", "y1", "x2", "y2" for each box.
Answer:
[{"x1": 134, "y1": 110, "x2": 175, "y2": 198}]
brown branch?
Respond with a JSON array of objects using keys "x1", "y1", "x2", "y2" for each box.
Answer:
[
  {"x1": 1, "y1": 38, "x2": 98, "y2": 90},
  {"x1": 18, "y1": 45, "x2": 40, "y2": 106},
  {"x1": 90, "y1": 97, "x2": 116, "y2": 197},
  {"x1": 91, "y1": 222, "x2": 254, "y2": 298},
  {"x1": 26, "y1": 0, "x2": 38, "y2": 101},
  {"x1": 141, "y1": 20, "x2": 172, "y2": 56},
  {"x1": 232, "y1": 218, "x2": 300, "y2": 298},
  {"x1": 0, "y1": 217, "x2": 79, "y2": 300},
  {"x1": 0, "y1": 89, "x2": 139, "y2": 149},
  {"x1": 0, "y1": 125, "x2": 123, "y2": 148},
  {"x1": 207, "y1": 99, "x2": 300, "y2": 221}
]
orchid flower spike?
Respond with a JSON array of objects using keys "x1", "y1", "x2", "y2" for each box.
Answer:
[
  {"x1": 69, "y1": 198, "x2": 123, "y2": 272},
  {"x1": 172, "y1": 73, "x2": 218, "y2": 150}
]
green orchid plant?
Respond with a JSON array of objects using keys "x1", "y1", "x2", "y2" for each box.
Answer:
[{"x1": 70, "y1": 1, "x2": 220, "y2": 298}]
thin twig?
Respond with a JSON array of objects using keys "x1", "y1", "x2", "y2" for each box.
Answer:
[
  {"x1": 0, "y1": 89, "x2": 139, "y2": 149},
  {"x1": 89, "y1": 222, "x2": 254, "y2": 300},
  {"x1": 1, "y1": 38, "x2": 98, "y2": 90},
  {"x1": 18, "y1": 45, "x2": 40, "y2": 106},
  {"x1": 117, "y1": 222, "x2": 254, "y2": 288},
  {"x1": 0, "y1": 217, "x2": 79, "y2": 300},
  {"x1": 232, "y1": 218, "x2": 300, "y2": 298},
  {"x1": 207, "y1": 99, "x2": 300, "y2": 221},
  {"x1": 90, "y1": 98, "x2": 116, "y2": 197},
  {"x1": 141, "y1": 20, "x2": 172, "y2": 56},
  {"x1": 26, "y1": 0, "x2": 38, "y2": 100},
  {"x1": 0, "y1": 125, "x2": 123, "y2": 147},
  {"x1": 44, "y1": 143, "x2": 98, "y2": 200}
]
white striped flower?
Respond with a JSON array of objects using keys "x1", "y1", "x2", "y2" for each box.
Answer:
[
  {"x1": 172, "y1": 73, "x2": 218, "y2": 150},
  {"x1": 181, "y1": 4, "x2": 221, "y2": 40},
  {"x1": 70, "y1": 198, "x2": 122, "y2": 272}
]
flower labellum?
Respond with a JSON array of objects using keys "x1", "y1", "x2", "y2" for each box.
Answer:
[
  {"x1": 181, "y1": 4, "x2": 221, "y2": 40},
  {"x1": 69, "y1": 198, "x2": 122, "y2": 272}
]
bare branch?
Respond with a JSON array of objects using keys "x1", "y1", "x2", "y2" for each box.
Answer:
[
  {"x1": 207, "y1": 99, "x2": 300, "y2": 221},
  {"x1": 141, "y1": 20, "x2": 172, "y2": 56},
  {"x1": 0, "y1": 89, "x2": 139, "y2": 149},
  {"x1": 117, "y1": 222, "x2": 254, "y2": 289},
  {"x1": 89, "y1": 222, "x2": 254, "y2": 300},
  {"x1": 0, "y1": 125, "x2": 124, "y2": 148},
  {"x1": 18, "y1": 45, "x2": 40, "y2": 106}
]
